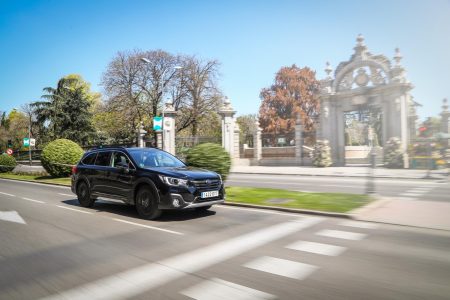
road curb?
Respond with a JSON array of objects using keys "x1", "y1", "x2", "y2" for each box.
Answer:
[
  {"x1": 229, "y1": 171, "x2": 444, "y2": 180},
  {"x1": 221, "y1": 202, "x2": 351, "y2": 218},
  {"x1": 0, "y1": 177, "x2": 373, "y2": 219}
]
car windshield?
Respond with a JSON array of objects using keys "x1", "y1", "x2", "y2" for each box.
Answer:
[{"x1": 128, "y1": 149, "x2": 185, "y2": 168}]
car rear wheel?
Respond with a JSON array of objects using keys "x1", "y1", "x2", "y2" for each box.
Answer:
[
  {"x1": 135, "y1": 186, "x2": 162, "y2": 220},
  {"x1": 76, "y1": 181, "x2": 95, "y2": 208}
]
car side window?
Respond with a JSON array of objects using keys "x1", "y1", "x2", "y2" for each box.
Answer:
[
  {"x1": 94, "y1": 151, "x2": 112, "y2": 166},
  {"x1": 82, "y1": 152, "x2": 97, "y2": 165},
  {"x1": 112, "y1": 152, "x2": 133, "y2": 169}
]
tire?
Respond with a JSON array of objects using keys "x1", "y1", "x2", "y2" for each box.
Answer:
[
  {"x1": 196, "y1": 205, "x2": 212, "y2": 212},
  {"x1": 76, "y1": 181, "x2": 95, "y2": 208},
  {"x1": 135, "y1": 186, "x2": 162, "y2": 220}
]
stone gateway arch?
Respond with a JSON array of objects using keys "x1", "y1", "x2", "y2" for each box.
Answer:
[{"x1": 318, "y1": 35, "x2": 414, "y2": 166}]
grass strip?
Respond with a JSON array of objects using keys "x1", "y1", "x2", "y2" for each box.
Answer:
[{"x1": 225, "y1": 186, "x2": 370, "y2": 213}]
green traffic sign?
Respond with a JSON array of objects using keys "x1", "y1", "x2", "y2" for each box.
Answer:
[
  {"x1": 153, "y1": 116, "x2": 163, "y2": 131},
  {"x1": 23, "y1": 138, "x2": 30, "y2": 147}
]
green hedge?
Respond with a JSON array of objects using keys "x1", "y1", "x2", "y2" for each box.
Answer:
[
  {"x1": 41, "y1": 139, "x2": 84, "y2": 177},
  {"x1": 185, "y1": 143, "x2": 231, "y2": 180},
  {"x1": 0, "y1": 154, "x2": 17, "y2": 172}
]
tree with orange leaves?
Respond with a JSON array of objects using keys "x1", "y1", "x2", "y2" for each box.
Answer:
[{"x1": 258, "y1": 65, "x2": 320, "y2": 134}]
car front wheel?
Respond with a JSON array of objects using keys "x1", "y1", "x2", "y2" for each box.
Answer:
[{"x1": 135, "y1": 186, "x2": 162, "y2": 220}]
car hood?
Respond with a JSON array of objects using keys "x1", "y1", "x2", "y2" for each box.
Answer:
[{"x1": 147, "y1": 166, "x2": 219, "y2": 180}]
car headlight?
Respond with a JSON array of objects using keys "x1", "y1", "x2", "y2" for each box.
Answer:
[
  {"x1": 159, "y1": 175, "x2": 189, "y2": 187},
  {"x1": 218, "y1": 174, "x2": 223, "y2": 184}
]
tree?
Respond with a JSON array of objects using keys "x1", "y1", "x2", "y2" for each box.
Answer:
[
  {"x1": 236, "y1": 114, "x2": 257, "y2": 146},
  {"x1": 101, "y1": 50, "x2": 223, "y2": 138},
  {"x1": 0, "y1": 109, "x2": 28, "y2": 151},
  {"x1": 176, "y1": 57, "x2": 222, "y2": 136},
  {"x1": 259, "y1": 65, "x2": 320, "y2": 134},
  {"x1": 31, "y1": 75, "x2": 96, "y2": 145},
  {"x1": 92, "y1": 103, "x2": 136, "y2": 144},
  {"x1": 101, "y1": 49, "x2": 182, "y2": 136}
]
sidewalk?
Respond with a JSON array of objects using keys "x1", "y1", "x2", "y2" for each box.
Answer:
[
  {"x1": 352, "y1": 197, "x2": 450, "y2": 231},
  {"x1": 231, "y1": 165, "x2": 449, "y2": 180}
]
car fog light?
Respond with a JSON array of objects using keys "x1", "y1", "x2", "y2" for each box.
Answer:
[{"x1": 173, "y1": 199, "x2": 180, "y2": 207}]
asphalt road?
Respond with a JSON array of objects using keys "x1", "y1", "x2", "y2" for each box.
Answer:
[
  {"x1": 1, "y1": 178, "x2": 450, "y2": 300},
  {"x1": 227, "y1": 173, "x2": 450, "y2": 202}
]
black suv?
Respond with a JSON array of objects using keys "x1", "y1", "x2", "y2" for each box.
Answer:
[{"x1": 71, "y1": 147, "x2": 225, "y2": 219}]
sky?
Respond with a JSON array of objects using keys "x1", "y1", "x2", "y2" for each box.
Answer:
[{"x1": 0, "y1": 0, "x2": 449, "y2": 121}]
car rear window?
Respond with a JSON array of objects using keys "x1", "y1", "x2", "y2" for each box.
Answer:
[
  {"x1": 94, "y1": 151, "x2": 112, "y2": 166},
  {"x1": 81, "y1": 152, "x2": 97, "y2": 165}
]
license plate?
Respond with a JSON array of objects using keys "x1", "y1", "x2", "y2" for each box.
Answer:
[{"x1": 201, "y1": 191, "x2": 219, "y2": 198}]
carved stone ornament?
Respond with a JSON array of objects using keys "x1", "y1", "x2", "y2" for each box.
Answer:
[
  {"x1": 354, "y1": 68, "x2": 369, "y2": 87},
  {"x1": 352, "y1": 95, "x2": 367, "y2": 105},
  {"x1": 339, "y1": 72, "x2": 354, "y2": 90}
]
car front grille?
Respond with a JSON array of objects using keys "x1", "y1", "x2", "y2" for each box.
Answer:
[{"x1": 191, "y1": 179, "x2": 221, "y2": 191}]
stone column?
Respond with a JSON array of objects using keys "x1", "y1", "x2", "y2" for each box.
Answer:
[
  {"x1": 253, "y1": 120, "x2": 262, "y2": 164},
  {"x1": 233, "y1": 123, "x2": 241, "y2": 159},
  {"x1": 155, "y1": 131, "x2": 163, "y2": 149},
  {"x1": 137, "y1": 122, "x2": 147, "y2": 148},
  {"x1": 441, "y1": 98, "x2": 450, "y2": 147},
  {"x1": 163, "y1": 102, "x2": 177, "y2": 155},
  {"x1": 218, "y1": 97, "x2": 236, "y2": 156},
  {"x1": 295, "y1": 115, "x2": 303, "y2": 165}
]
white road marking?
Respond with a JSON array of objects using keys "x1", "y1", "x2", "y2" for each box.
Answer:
[
  {"x1": 0, "y1": 191, "x2": 15, "y2": 197},
  {"x1": 218, "y1": 204, "x2": 301, "y2": 217},
  {"x1": 323, "y1": 184, "x2": 358, "y2": 188},
  {"x1": 0, "y1": 211, "x2": 26, "y2": 224},
  {"x1": 399, "y1": 193, "x2": 423, "y2": 197},
  {"x1": 339, "y1": 220, "x2": 379, "y2": 229},
  {"x1": 244, "y1": 256, "x2": 318, "y2": 280},
  {"x1": 317, "y1": 229, "x2": 367, "y2": 240},
  {"x1": 181, "y1": 278, "x2": 275, "y2": 300},
  {"x1": 58, "y1": 193, "x2": 74, "y2": 197},
  {"x1": 403, "y1": 190, "x2": 428, "y2": 195},
  {"x1": 286, "y1": 241, "x2": 346, "y2": 256},
  {"x1": 55, "y1": 205, "x2": 92, "y2": 214},
  {"x1": 411, "y1": 187, "x2": 433, "y2": 191},
  {"x1": 21, "y1": 197, "x2": 45, "y2": 204},
  {"x1": 40, "y1": 217, "x2": 322, "y2": 300},
  {"x1": 393, "y1": 197, "x2": 416, "y2": 201},
  {"x1": 112, "y1": 218, "x2": 183, "y2": 235}
]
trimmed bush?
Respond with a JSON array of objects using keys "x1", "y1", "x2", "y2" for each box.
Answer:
[
  {"x1": 384, "y1": 137, "x2": 404, "y2": 168},
  {"x1": 313, "y1": 139, "x2": 332, "y2": 167},
  {"x1": 0, "y1": 154, "x2": 17, "y2": 172},
  {"x1": 185, "y1": 143, "x2": 231, "y2": 180},
  {"x1": 41, "y1": 139, "x2": 84, "y2": 177}
]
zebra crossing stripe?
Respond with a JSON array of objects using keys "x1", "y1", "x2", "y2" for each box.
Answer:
[{"x1": 181, "y1": 278, "x2": 275, "y2": 300}]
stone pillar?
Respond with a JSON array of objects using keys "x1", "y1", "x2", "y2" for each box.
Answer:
[
  {"x1": 253, "y1": 120, "x2": 262, "y2": 164},
  {"x1": 441, "y1": 98, "x2": 450, "y2": 147},
  {"x1": 137, "y1": 122, "x2": 147, "y2": 148},
  {"x1": 233, "y1": 123, "x2": 240, "y2": 159},
  {"x1": 163, "y1": 102, "x2": 177, "y2": 155},
  {"x1": 295, "y1": 115, "x2": 303, "y2": 165},
  {"x1": 155, "y1": 131, "x2": 163, "y2": 149},
  {"x1": 218, "y1": 97, "x2": 236, "y2": 156}
]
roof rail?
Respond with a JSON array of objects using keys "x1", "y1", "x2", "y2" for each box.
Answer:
[{"x1": 88, "y1": 145, "x2": 127, "y2": 151}]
